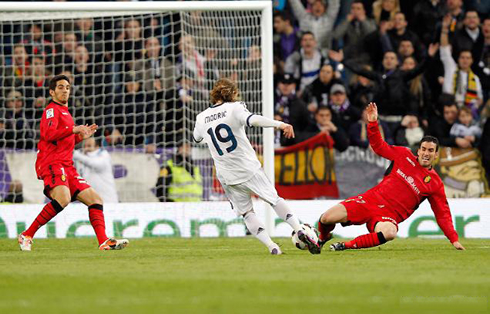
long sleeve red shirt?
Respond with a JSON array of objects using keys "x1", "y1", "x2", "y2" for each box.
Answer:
[
  {"x1": 366, "y1": 121, "x2": 459, "y2": 243},
  {"x1": 35, "y1": 101, "x2": 82, "y2": 177}
]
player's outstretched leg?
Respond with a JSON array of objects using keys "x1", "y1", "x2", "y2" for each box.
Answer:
[
  {"x1": 19, "y1": 187, "x2": 70, "y2": 251},
  {"x1": 243, "y1": 210, "x2": 281, "y2": 255},
  {"x1": 330, "y1": 221, "x2": 397, "y2": 251},
  {"x1": 317, "y1": 204, "x2": 348, "y2": 250}
]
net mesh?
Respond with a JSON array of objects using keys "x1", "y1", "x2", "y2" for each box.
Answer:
[{"x1": 0, "y1": 9, "x2": 264, "y2": 203}]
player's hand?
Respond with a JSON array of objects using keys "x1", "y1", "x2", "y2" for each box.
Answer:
[
  {"x1": 366, "y1": 102, "x2": 378, "y2": 122},
  {"x1": 452, "y1": 241, "x2": 465, "y2": 250},
  {"x1": 73, "y1": 125, "x2": 90, "y2": 135},
  {"x1": 280, "y1": 123, "x2": 295, "y2": 139},
  {"x1": 82, "y1": 124, "x2": 98, "y2": 139}
]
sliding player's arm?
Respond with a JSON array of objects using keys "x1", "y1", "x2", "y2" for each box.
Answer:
[
  {"x1": 234, "y1": 102, "x2": 295, "y2": 139},
  {"x1": 428, "y1": 185, "x2": 465, "y2": 250},
  {"x1": 366, "y1": 102, "x2": 406, "y2": 160}
]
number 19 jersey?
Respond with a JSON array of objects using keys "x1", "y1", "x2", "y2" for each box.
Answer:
[{"x1": 193, "y1": 101, "x2": 261, "y2": 185}]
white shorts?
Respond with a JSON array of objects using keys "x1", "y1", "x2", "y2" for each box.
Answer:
[{"x1": 222, "y1": 169, "x2": 282, "y2": 216}]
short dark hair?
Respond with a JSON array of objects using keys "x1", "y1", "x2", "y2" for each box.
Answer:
[
  {"x1": 316, "y1": 105, "x2": 331, "y2": 114},
  {"x1": 419, "y1": 136, "x2": 439, "y2": 152},
  {"x1": 274, "y1": 11, "x2": 292, "y2": 23},
  {"x1": 49, "y1": 74, "x2": 70, "y2": 91},
  {"x1": 301, "y1": 31, "x2": 315, "y2": 40}
]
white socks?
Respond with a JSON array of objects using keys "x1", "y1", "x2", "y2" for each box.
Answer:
[
  {"x1": 273, "y1": 199, "x2": 301, "y2": 232},
  {"x1": 243, "y1": 211, "x2": 277, "y2": 251}
]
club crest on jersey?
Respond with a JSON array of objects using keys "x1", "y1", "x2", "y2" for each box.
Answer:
[
  {"x1": 46, "y1": 108, "x2": 54, "y2": 119},
  {"x1": 424, "y1": 175, "x2": 431, "y2": 183},
  {"x1": 61, "y1": 175, "x2": 66, "y2": 182}
]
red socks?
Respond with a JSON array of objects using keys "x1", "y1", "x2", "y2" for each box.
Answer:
[
  {"x1": 345, "y1": 232, "x2": 387, "y2": 249},
  {"x1": 89, "y1": 204, "x2": 108, "y2": 245},
  {"x1": 317, "y1": 220, "x2": 335, "y2": 242},
  {"x1": 24, "y1": 200, "x2": 64, "y2": 237}
]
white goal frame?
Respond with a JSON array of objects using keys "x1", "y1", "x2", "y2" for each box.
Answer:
[{"x1": 1, "y1": 1, "x2": 276, "y2": 229}]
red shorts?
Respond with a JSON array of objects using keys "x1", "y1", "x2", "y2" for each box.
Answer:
[
  {"x1": 341, "y1": 195, "x2": 399, "y2": 233},
  {"x1": 41, "y1": 164, "x2": 91, "y2": 201}
]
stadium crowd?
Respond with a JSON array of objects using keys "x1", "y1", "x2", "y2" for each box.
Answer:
[{"x1": 0, "y1": 0, "x2": 489, "y2": 185}]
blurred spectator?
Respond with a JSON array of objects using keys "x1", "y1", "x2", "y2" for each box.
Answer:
[
  {"x1": 274, "y1": 73, "x2": 315, "y2": 146},
  {"x1": 73, "y1": 137, "x2": 119, "y2": 203},
  {"x1": 397, "y1": 39, "x2": 417, "y2": 61},
  {"x1": 0, "y1": 90, "x2": 35, "y2": 149},
  {"x1": 411, "y1": 0, "x2": 446, "y2": 46},
  {"x1": 479, "y1": 100, "x2": 490, "y2": 182},
  {"x1": 372, "y1": 0, "x2": 400, "y2": 25},
  {"x1": 71, "y1": 45, "x2": 104, "y2": 125},
  {"x1": 284, "y1": 32, "x2": 328, "y2": 92},
  {"x1": 54, "y1": 32, "x2": 77, "y2": 74},
  {"x1": 312, "y1": 106, "x2": 349, "y2": 152},
  {"x1": 288, "y1": 0, "x2": 340, "y2": 51},
  {"x1": 178, "y1": 35, "x2": 206, "y2": 85},
  {"x1": 440, "y1": 15, "x2": 483, "y2": 116},
  {"x1": 24, "y1": 56, "x2": 49, "y2": 99},
  {"x1": 114, "y1": 18, "x2": 144, "y2": 71},
  {"x1": 400, "y1": 56, "x2": 433, "y2": 124},
  {"x1": 111, "y1": 73, "x2": 154, "y2": 147},
  {"x1": 445, "y1": 0, "x2": 465, "y2": 36},
  {"x1": 348, "y1": 65, "x2": 376, "y2": 109},
  {"x1": 134, "y1": 36, "x2": 175, "y2": 92},
  {"x1": 449, "y1": 106, "x2": 482, "y2": 147},
  {"x1": 1, "y1": 180, "x2": 23, "y2": 204},
  {"x1": 349, "y1": 104, "x2": 394, "y2": 148},
  {"x1": 451, "y1": 10, "x2": 484, "y2": 61},
  {"x1": 327, "y1": 83, "x2": 361, "y2": 132},
  {"x1": 302, "y1": 64, "x2": 343, "y2": 115},
  {"x1": 273, "y1": 12, "x2": 301, "y2": 66},
  {"x1": 4, "y1": 44, "x2": 30, "y2": 89},
  {"x1": 334, "y1": 46, "x2": 439, "y2": 134},
  {"x1": 75, "y1": 18, "x2": 104, "y2": 63},
  {"x1": 429, "y1": 95, "x2": 467, "y2": 148},
  {"x1": 475, "y1": 17, "x2": 490, "y2": 102},
  {"x1": 22, "y1": 24, "x2": 54, "y2": 61},
  {"x1": 332, "y1": 0, "x2": 376, "y2": 64},
  {"x1": 155, "y1": 141, "x2": 203, "y2": 202},
  {"x1": 388, "y1": 12, "x2": 425, "y2": 61},
  {"x1": 394, "y1": 115, "x2": 425, "y2": 151}
]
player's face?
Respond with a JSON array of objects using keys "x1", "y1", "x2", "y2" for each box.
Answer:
[
  {"x1": 417, "y1": 142, "x2": 438, "y2": 168},
  {"x1": 50, "y1": 79, "x2": 71, "y2": 105}
]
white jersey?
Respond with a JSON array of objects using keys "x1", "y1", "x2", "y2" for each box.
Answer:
[
  {"x1": 193, "y1": 101, "x2": 262, "y2": 185},
  {"x1": 73, "y1": 148, "x2": 119, "y2": 203}
]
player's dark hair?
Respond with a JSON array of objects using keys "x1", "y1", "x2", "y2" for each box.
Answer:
[
  {"x1": 419, "y1": 136, "x2": 439, "y2": 152},
  {"x1": 210, "y1": 78, "x2": 238, "y2": 104},
  {"x1": 49, "y1": 75, "x2": 70, "y2": 91}
]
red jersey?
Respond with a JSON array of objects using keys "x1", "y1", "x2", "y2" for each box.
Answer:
[
  {"x1": 366, "y1": 121, "x2": 458, "y2": 243},
  {"x1": 36, "y1": 101, "x2": 82, "y2": 177}
]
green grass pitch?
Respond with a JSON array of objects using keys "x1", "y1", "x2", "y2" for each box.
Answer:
[{"x1": 0, "y1": 237, "x2": 489, "y2": 314}]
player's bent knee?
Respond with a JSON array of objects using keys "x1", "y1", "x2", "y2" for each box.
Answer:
[
  {"x1": 55, "y1": 195, "x2": 71, "y2": 208},
  {"x1": 321, "y1": 205, "x2": 347, "y2": 224},
  {"x1": 382, "y1": 227, "x2": 397, "y2": 241}
]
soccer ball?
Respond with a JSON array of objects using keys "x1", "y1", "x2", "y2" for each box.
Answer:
[{"x1": 291, "y1": 223, "x2": 319, "y2": 250}]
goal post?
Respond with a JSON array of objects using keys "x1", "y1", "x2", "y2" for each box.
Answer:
[{"x1": 0, "y1": 1, "x2": 275, "y2": 228}]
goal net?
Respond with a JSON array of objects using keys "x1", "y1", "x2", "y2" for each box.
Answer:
[{"x1": 0, "y1": 2, "x2": 273, "y2": 204}]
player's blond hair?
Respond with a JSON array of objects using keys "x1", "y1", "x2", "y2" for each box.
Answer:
[{"x1": 210, "y1": 78, "x2": 238, "y2": 105}]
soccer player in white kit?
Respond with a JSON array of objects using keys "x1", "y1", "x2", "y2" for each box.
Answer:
[{"x1": 193, "y1": 78, "x2": 320, "y2": 254}]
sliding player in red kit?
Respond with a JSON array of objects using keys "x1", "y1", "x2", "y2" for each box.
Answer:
[
  {"x1": 18, "y1": 75, "x2": 128, "y2": 251},
  {"x1": 313, "y1": 102, "x2": 465, "y2": 253}
]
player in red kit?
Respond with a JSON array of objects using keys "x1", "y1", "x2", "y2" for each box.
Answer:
[
  {"x1": 18, "y1": 75, "x2": 129, "y2": 251},
  {"x1": 313, "y1": 102, "x2": 465, "y2": 253}
]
